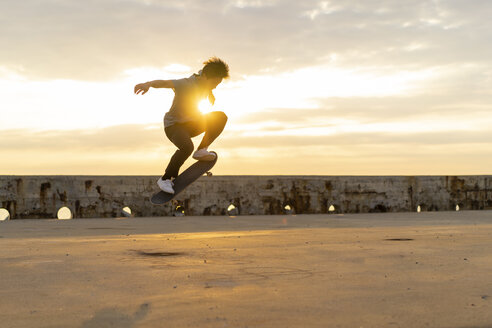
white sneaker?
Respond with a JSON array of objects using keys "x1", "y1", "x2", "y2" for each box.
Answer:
[
  {"x1": 192, "y1": 149, "x2": 216, "y2": 161},
  {"x1": 157, "y1": 178, "x2": 174, "y2": 194}
]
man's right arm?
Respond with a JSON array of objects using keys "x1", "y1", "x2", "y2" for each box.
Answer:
[
  {"x1": 148, "y1": 80, "x2": 174, "y2": 88},
  {"x1": 134, "y1": 80, "x2": 174, "y2": 95}
]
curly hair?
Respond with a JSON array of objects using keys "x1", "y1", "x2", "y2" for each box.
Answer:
[{"x1": 202, "y1": 57, "x2": 230, "y2": 79}]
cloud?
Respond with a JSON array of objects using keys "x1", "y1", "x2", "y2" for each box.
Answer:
[
  {"x1": 0, "y1": 125, "x2": 166, "y2": 151},
  {"x1": 2, "y1": 0, "x2": 492, "y2": 175},
  {"x1": 1, "y1": 121, "x2": 491, "y2": 175},
  {"x1": 1, "y1": 0, "x2": 491, "y2": 80},
  {"x1": 234, "y1": 89, "x2": 492, "y2": 133},
  {"x1": 2, "y1": 60, "x2": 464, "y2": 131}
]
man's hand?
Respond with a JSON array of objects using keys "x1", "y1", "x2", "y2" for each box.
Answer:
[{"x1": 134, "y1": 82, "x2": 150, "y2": 95}]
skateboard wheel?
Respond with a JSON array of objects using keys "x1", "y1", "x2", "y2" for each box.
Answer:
[{"x1": 206, "y1": 171, "x2": 213, "y2": 176}]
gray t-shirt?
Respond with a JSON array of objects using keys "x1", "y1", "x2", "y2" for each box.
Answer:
[{"x1": 163, "y1": 74, "x2": 208, "y2": 128}]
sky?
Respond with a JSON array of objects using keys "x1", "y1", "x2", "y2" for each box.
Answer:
[{"x1": 1, "y1": 0, "x2": 492, "y2": 176}]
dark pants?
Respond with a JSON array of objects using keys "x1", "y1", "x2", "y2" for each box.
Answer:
[{"x1": 162, "y1": 111, "x2": 227, "y2": 179}]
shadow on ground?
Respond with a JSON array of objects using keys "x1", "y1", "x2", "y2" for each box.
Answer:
[{"x1": 80, "y1": 303, "x2": 150, "y2": 328}]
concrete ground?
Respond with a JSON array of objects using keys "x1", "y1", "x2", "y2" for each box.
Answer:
[{"x1": 1, "y1": 211, "x2": 492, "y2": 328}]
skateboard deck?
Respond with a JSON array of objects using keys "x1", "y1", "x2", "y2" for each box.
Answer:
[{"x1": 151, "y1": 152, "x2": 217, "y2": 205}]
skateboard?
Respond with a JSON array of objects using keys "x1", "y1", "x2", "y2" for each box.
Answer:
[{"x1": 151, "y1": 152, "x2": 218, "y2": 205}]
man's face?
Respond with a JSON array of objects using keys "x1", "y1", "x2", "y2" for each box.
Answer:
[{"x1": 204, "y1": 76, "x2": 223, "y2": 90}]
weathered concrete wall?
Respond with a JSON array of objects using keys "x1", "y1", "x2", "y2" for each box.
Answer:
[{"x1": 1, "y1": 175, "x2": 492, "y2": 219}]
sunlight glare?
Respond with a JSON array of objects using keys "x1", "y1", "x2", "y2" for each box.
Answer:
[
  {"x1": 199, "y1": 99, "x2": 213, "y2": 113},
  {"x1": 57, "y1": 207, "x2": 73, "y2": 220},
  {"x1": 215, "y1": 65, "x2": 438, "y2": 119},
  {"x1": 0, "y1": 208, "x2": 10, "y2": 221},
  {"x1": 122, "y1": 206, "x2": 132, "y2": 217}
]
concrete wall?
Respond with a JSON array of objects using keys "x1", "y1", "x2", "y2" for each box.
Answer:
[{"x1": 1, "y1": 175, "x2": 492, "y2": 219}]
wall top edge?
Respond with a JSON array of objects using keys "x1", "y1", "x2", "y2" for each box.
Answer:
[{"x1": 1, "y1": 175, "x2": 492, "y2": 178}]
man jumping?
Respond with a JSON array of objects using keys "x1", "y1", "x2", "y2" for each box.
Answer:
[{"x1": 134, "y1": 57, "x2": 229, "y2": 194}]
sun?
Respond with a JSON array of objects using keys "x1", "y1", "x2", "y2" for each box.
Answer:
[{"x1": 198, "y1": 99, "x2": 213, "y2": 113}]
